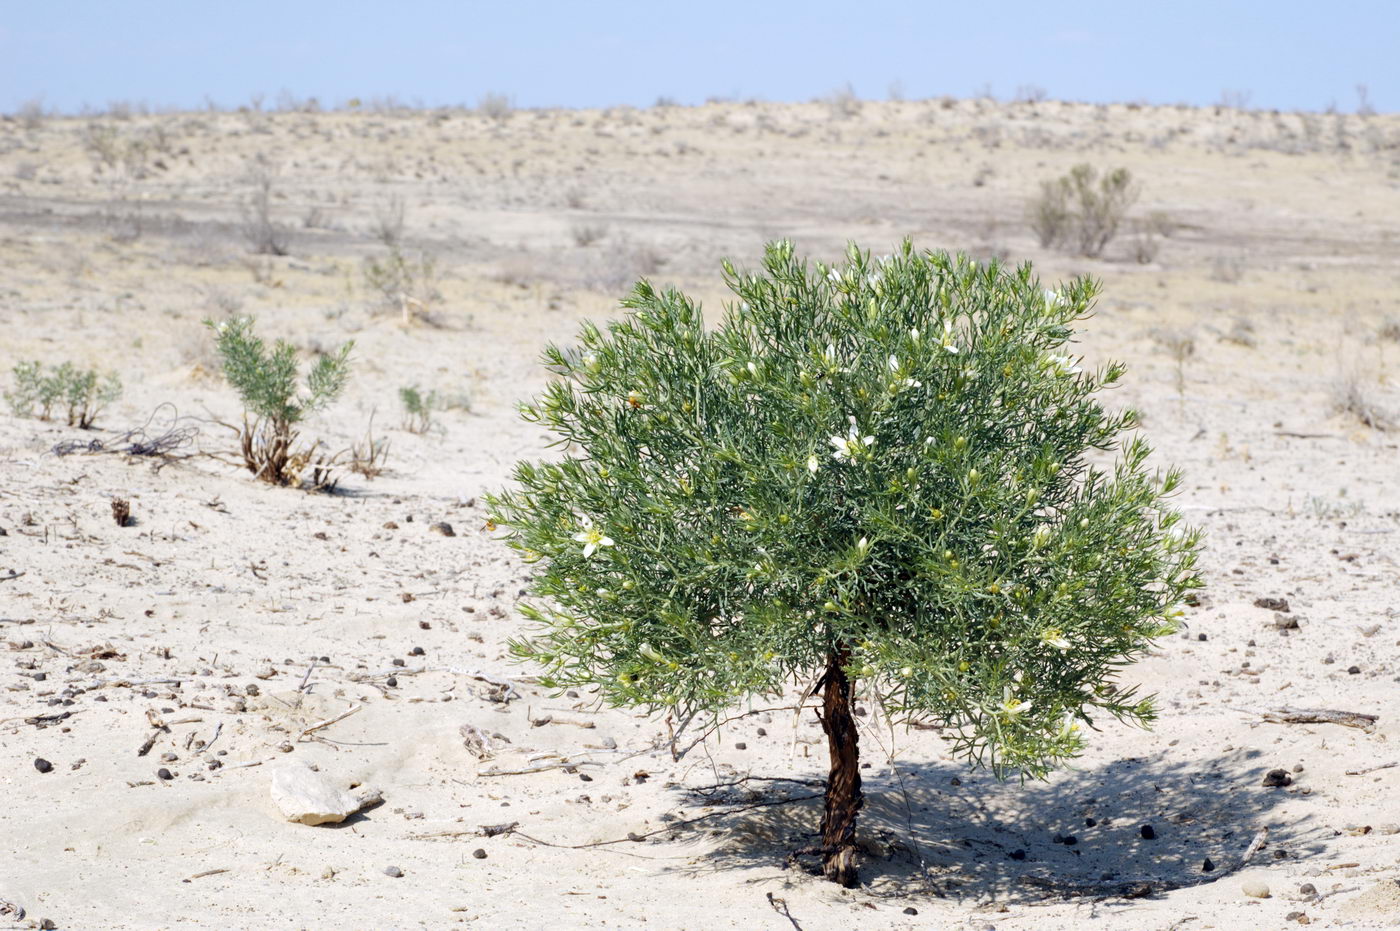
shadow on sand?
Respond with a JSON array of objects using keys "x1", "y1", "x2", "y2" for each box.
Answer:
[{"x1": 660, "y1": 748, "x2": 1320, "y2": 904}]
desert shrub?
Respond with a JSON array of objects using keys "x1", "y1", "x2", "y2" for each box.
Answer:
[
  {"x1": 5, "y1": 361, "x2": 121, "y2": 428},
  {"x1": 363, "y1": 246, "x2": 441, "y2": 324},
  {"x1": 477, "y1": 92, "x2": 513, "y2": 121},
  {"x1": 240, "y1": 159, "x2": 292, "y2": 256},
  {"x1": 372, "y1": 195, "x2": 405, "y2": 247},
  {"x1": 1332, "y1": 377, "x2": 1394, "y2": 431},
  {"x1": 207, "y1": 317, "x2": 352, "y2": 489},
  {"x1": 350, "y1": 413, "x2": 391, "y2": 479},
  {"x1": 489, "y1": 241, "x2": 1202, "y2": 887},
  {"x1": 1028, "y1": 164, "x2": 1139, "y2": 258},
  {"x1": 570, "y1": 222, "x2": 609, "y2": 247},
  {"x1": 399, "y1": 385, "x2": 438, "y2": 434}
]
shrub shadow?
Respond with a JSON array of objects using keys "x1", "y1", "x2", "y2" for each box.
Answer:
[{"x1": 662, "y1": 748, "x2": 1320, "y2": 903}]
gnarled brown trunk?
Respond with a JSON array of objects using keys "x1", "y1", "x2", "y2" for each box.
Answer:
[{"x1": 818, "y1": 647, "x2": 863, "y2": 887}]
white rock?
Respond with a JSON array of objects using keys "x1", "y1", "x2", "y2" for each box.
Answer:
[
  {"x1": 270, "y1": 762, "x2": 361, "y2": 826},
  {"x1": 1241, "y1": 880, "x2": 1271, "y2": 899}
]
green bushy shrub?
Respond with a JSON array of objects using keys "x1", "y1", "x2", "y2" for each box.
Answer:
[
  {"x1": 489, "y1": 241, "x2": 1201, "y2": 886},
  {"x1": 207, "y1": 317, "x2": 352, "y2": 489},
  {"x1": 1028, "y1": 164, "x2": 1139, "y2": 258},
  {"x1": 5, "y1": 361, "x2": 121, "y2": 428}
]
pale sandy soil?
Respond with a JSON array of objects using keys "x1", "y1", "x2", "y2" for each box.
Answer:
[{"x1": 1, "y1": 98, "x2": 1399, "y2": 930}]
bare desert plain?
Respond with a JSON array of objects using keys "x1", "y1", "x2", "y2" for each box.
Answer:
[{"x1": 2, "y1": 96, "x2": 1400, "y2": 930}]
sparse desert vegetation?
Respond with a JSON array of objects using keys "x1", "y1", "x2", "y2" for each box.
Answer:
[{"x1": 1, "y1": 94, "x2": 1399, "y2": 930}]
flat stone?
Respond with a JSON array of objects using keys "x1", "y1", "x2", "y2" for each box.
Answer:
[{"x1": 270, "y1": 762, "x2": 361, "y2": 826}]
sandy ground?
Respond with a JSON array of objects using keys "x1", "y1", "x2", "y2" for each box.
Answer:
[{"x1": 1, "y1": 97, "x2": 1400, "y2": 930}]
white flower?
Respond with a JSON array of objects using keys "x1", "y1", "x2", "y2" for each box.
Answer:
[
  {"x1": 1040, "y1": 627, "x2": 1071, "y2": 651},
  {"x1": 1031, "y1": 526, "x2": 1052, "y2": 549},
  {"x1": 888, "y1": 354, "x2": 900, "y2": 372},
  {"x1": 999, "y1": 686, "x2": 1032, "y2": 719},
  {"x1": 910, "y1": 327, "x2": 921, "y2": 343},
  {"x1": 856, "y1": 536, "x2": 870, "y2": 553},
  {"x1": 571, "y1": 516, "x2": 614, "y2": 558},
  {"x1": 1045, "y1": 289, "x2": 1069, "y2": 309},
  {"x1": 829, "y1": 420, "x2": 875, "y2": 462},
  {"x1": 939, "y1": 321, "x2": 960, "y2": 354},
  {"x1": 806, "y1": 454, "x2": 820, "y2": 474},
  {"x1": 1045, "y1": 353, "x2": 1082, "y2": 376}
]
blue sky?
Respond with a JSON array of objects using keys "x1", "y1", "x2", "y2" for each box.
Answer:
[{"x1": 2, "y1": 1, "x2": 1394, "y2": 114}]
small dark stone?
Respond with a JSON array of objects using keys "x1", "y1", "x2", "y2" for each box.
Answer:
[
  {"x1": 391, "y1": 658, "x2": 406, "y2": 667},
  {"x1": 1139, "y1": 824, "x2": 1156, "y2": 840},
  {"x1": 472, "y1": 848, "x2": 487, "y2": 859},
  {"x1": 1062, "y1": 835, "x2": 1078, "y2": 846},
  {"x1": 756, "y1": 728, "x2": 767, "y2": 737},
  {"x1": 1247, "y1": 639, "x2": 1257, "y2": 647},
  {"x1": 157, "y1": 768, "x2": 174, "y2": 781},
  {"x1": 949, "y1": 776, "x2": 961, "y2": 786},
  {"x1": 39, "y1": 920, "x2": 56, "y2": 931},
  {"x1": 383, "y1": 865, "x2": 403, "y2": 877},
  {"x1": 1197, "y1": 633, "x2": 1208, "y2": 641},
  {"x1": 566, "y1": 690, "x2": 580, "y2": 698},
  {"x1": 734, "y1": 742, "x2": 747, "y2": 750},
  {"x1": 34, "y1": 757, "x2": 53, "y2": 774},
  {"x1": 1299, "y1": 882, "x2": 1317, "y2": 896},
  {"x1": 903, "y1": 907, "x2": 918, "y2": 915},
  {"x1": 1262, "y1": 768, "x2": 1293, "y2": 788},
  {"x1": 1347, "y1": 665, "x2": 1361, "y2": 675},
  {"x1": 579, "y1": 773, "x2": 593, "y2": 782},
  {"x1": 429, "y1": 521, "x2": 456, "y2": 537},
  {"x1": 1293, "y1": 764, "x2": 1304, "y2": 773},
  {"x1": 1085, "y1": 817, "x2": 1097, "y2": 827},
  {"x1": 1273, "y1": 848, "x2": 1289, "y2": 859},
  {"x1": 409, "y1": 646, "x2": 425, "y2": 656},
  {"x1": 386, "y1": 676, "x2": 398, "y2": 688},
  {"x1": 418, "y1": 621, "x2": 431, "y2": 630},
  {"x1": 1202, "y1": 857, "x2": 1215, "y2": 872},
  {"x1": 1008, "y1": 849, "x2": 1026, "y2": 860},
  {"x1": 383, "y1": 521, "x2": 399, "y2": 530}
]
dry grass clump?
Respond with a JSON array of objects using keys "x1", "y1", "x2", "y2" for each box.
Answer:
[{"x1": 1332, "y1": 377, "x2": 1394, "y2": 431}]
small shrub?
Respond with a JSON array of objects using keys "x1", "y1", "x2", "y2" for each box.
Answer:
[
  {"x1": 570, "y1": 223, "x2": 609, "y2": 247},
  {"x1": 363, "y1": 246, "x2": 441, "y2": 324},
  {"x1": 478, "y1": 92, "x2": 513, "y2": 121},
  {"x1": 1332, "y1": 377, "x2": 1394, "y2": 431},
  {"x1": 1027, "y1": 164, "x2": 1139, "y2": 258},
  {"x1": 399, "y1": 385, "x2": 438, "y2": 434},
  {"x1": 207, "y1": 317, "x2": 352, "y2": 488},
  {"x1": 240, "y1": 159, "x2": 292, "y2": 256},
  {"x1": 490, "y1": 241, "x2": 1201, "y2": 887},
  {"x1": 350, "y1": 413, "x2": 391, "y2": 480},
  {"x1": 372, "y1": 195, "x2": 406, "y2": 247},
  {"x1": 5, "y1": 361, "x2": 121, "y2": 428}
]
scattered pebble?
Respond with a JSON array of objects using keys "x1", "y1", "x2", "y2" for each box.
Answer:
[
  {"x1": 903, "y1": 906, "x2": 918, "y2": 915},
  {"x1": 1241, "y1": 880, "x2": 1270, "y2": 899},
  {"x1": 734, "y1": 742, "x2": 747, "y2": 751},
  {"x1": 383, "y1": 865, "x2": 403, "y2": 878},
  {"x1": 1202, "y1": 857, "x2": 1215, "y2": 872},
  {"x1": 160, "y1": 752, "x2": 178, "y2": 762},
  {"x1": 157, "y1": 768, "x2": 174, "y2": 780},
  {"x1": 472, "y1": 848, "x2": 487, "y2": 859},
  {"x1": 409, "y1": 646, "x2": 425, "y2": 656},
  {"x1": 33, "y1": 757, "x2": 53, "y2": 774},
  {"x1": 429, "y1": 522, "x2": 456, "y2": 537},
  {"x1": 1299, "y1": 883, "x2": 1317, "y2": 897},
  {"x1": 1140, "y1": 824, "x2": 1156, "y2": 840},
  {"x1": 1262, "y1": 768, "x2": 1293, "y2": 788}
]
